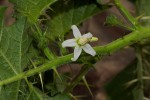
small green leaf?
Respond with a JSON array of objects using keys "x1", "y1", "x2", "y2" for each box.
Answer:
[
  {"x1": 105, "y1": 14, "x2": 123, "y2": 26},
  {"x1": 9, "y1": 0, "x2": 57, "y2": 23},
  {"x1": 105, "y1": 14, "x2": 134, "y2": 30}
]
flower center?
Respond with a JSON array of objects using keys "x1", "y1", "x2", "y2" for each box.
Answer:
[
  {"x1": 77, "y1": 37, "x2": 98, "y2": 46},
  {"x1": 78, "y1": 38, "x2": 90, "y2": 46}
]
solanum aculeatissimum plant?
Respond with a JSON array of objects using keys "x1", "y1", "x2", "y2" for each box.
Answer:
[{"x1": 0, "y1": 0, "x2": 150, "y2": 100}]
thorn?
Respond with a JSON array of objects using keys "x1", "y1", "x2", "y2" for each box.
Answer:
[
  {"x1": 53, "y1": 68, "x2": 62, "y2": 82},
  {"x1": 136, "y1": 13, "x2": 145, "y2": 20},
  {"x1": 82, "y1": 76, "x2": 93, "y2": 97},
  {"x1": 28, "y1": 57, "x2": 44, "y2": 91},
  {"x1": 69, "y1": 93, "x2": 78, "y2": 100}
]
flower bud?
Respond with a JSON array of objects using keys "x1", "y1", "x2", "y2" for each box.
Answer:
[{"x1": 90, "y1": 37, "x2": 98, "y2": 42}]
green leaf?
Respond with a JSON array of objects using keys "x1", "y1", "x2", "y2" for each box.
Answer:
[
  {"x1": 0, "y1": 16, "x2": 32, "y2": 99},
  {"x1": 105, "y1": 14, "x2": 133, "y2": 30},
  {"x1": 105, "y1": 14, "x2": 124, "y2": 26},
  {"x1": 105, "y1": 61, "x2": 137, "y2": 100},
  {"x1": 46, "y1": 0, "x2": 108, "y2": 40},
  {"x1": 9, "y1": 0, "x2": 57, "y2": 23}
]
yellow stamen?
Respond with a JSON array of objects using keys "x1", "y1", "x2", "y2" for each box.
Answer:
[{"x1": 78, "y1": 38, "x2": 90, "y2": 46}]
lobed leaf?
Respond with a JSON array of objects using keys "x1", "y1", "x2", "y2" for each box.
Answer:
[{"x1": 0, "y1": 8, "x2": 31, "y2": 98}]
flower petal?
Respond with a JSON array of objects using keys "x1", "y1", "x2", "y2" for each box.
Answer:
[
  {"x1": 83, "y1": 44, "x2": 96, "y2": 56},
  {"x1": 62, "y1": 39, "x2": 76, "y2": 47},
  {"x1": 71, "y1": 46, "x2": 82, "y2": 61},
  {"x1": 71, "y1": 25, "x2": 82, "y2": 38},
  {"x1": 82, "y1": 32, "x2": 93, "y2": 38}
]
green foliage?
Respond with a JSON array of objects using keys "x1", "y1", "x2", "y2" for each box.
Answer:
[
  {"x1": 10, "y1": 0, "x2": 57, "y2": 23},
  {"x1": 46, "y1": 0, "x2": 107, "y2": 40}
]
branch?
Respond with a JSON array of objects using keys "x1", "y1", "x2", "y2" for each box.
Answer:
[
  {"x1": 0, "y1": 27, "x2": 150, "y2": 86},
  {"x1": 114, "y1": 0, "x2": 139, "y2": 30}
]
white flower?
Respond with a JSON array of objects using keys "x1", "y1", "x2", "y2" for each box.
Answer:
[{"x1": 62, "y1": 25, "x2": 98, "y2": 61}]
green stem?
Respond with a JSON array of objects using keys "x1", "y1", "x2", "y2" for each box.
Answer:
[
  {"x1": 135, "y1": 46, "x2": 144, "y2": 100},
  {"x1": 95, "y1": 28, "x2": 150, "y2": 54},
  {"x1": 114, "y1": 0, "x2": 139, "y2": 30},
  {"x1": 44, "y1": 47, "x2": 62, "y2": 81},
  {"x1": 43, "y1": 47, "x2": 55, "y2": 60},
  {"x1": 0, "y1": 27, "x2": 150, "y2": 86},
  {"x1": 0, "y1": 54, "x2": 73, "y2": 86},
  {"x1": 136, "y1": 47, "x2": 143, "y2": 86}
]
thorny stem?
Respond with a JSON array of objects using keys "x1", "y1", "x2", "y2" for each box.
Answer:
[
  {"x1": 114, "y1": 0, "x2": 139, "y2": 30},
  {"x1": 0, "y1": 27, "x2": 150, "y2": 86}
]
